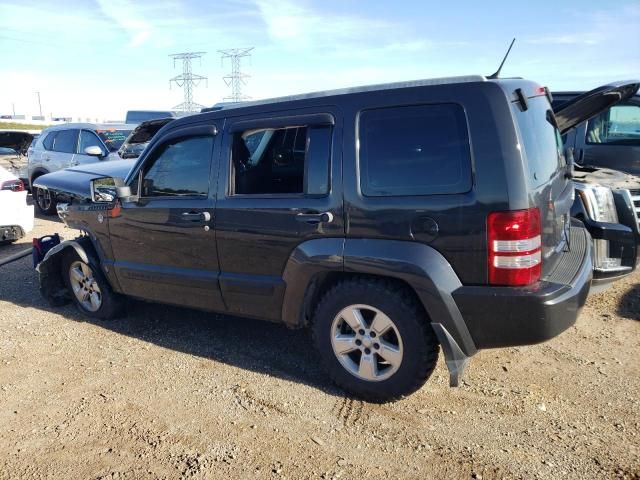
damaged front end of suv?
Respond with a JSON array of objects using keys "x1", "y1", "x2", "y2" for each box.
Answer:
[{"x1": 32, "y1": 159, "x2": 135, "y2": 307}]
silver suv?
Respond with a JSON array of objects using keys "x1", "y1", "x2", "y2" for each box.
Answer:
[{"x1": 28, "y1": 123, "x2": 133, "y2": 214}]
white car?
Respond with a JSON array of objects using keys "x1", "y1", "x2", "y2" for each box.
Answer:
[{"x1": 0, "y1": 166, "x2": 34, "y2": 244}]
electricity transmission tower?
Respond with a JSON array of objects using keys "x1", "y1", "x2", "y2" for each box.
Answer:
[
  {"x1": 218, "y1": 47, "x2": 254, "y2": 102},
  {"x1": 169, "y1": 52, "x2": 208, "y2": 112}
]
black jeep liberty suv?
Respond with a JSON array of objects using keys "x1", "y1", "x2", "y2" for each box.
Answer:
[{"x1": 35, "y1": 75, "x2": 596, "y2": 402}]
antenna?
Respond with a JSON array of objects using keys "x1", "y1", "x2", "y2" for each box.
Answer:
[{"x1": 487, "y1": 38, "x2": 516, "y2": 79}]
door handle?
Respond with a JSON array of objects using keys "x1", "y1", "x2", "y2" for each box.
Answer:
[
  {"x1": 296, "y1": 212, "x2": 334, "y2": 224},
  {"x1": 181, "y1": 211, "x2": 212, "y2": 222}
]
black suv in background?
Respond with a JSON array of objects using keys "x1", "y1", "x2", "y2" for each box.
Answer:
[
  {"x1": 553, "y1": 86, "x2": 640, "y2": 287},
  {"x1": 35, "y1": 75, "x2": 607, "y2": 402},
  {"x1": 553, "y1": 91, "x2": 640, "y2": 175}
]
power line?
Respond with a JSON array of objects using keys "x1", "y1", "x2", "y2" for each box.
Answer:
[
  {"x1": 169, "y1": 52, "x2": 208, "y2": 112},
  {"x1": 218, "y1": 47, "x2": 254, "y2": 103}
]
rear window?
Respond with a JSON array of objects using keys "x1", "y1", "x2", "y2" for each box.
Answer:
[
  {"x1": 96, "y1": 129, "x2": 132, "y2": 152},
  {"x1": 359, "y1": 104, "x2": 472, "y2": 197},
  {"x1": 513, "y1": 96, "x2": 565, "y2": 188}
]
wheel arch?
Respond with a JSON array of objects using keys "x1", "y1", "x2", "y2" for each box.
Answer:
[
  {"x1": 282, "y1": 238, "x2": 477, "y2": 357},
  {"x1": 36, "y1": 236, "x2": 108, "y2": 306},
  {"x1": 29, "y1": 167, "x2": 50, "y2": 187}
]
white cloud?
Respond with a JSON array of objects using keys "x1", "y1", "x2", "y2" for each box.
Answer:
[{"x1": 96, "y1": 0, "x2": 154, "y2": 47}]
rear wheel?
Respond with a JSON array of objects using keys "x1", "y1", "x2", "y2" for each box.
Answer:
[
  {"x1": 312, "y1": 278, "x2": 439, "y2": 402},
  {"x1": 34, "y1": 186, "x2": 57, "y2": 215},
  {"x1": 61, "y1": 251, "x2": 124, "y2": 320}
]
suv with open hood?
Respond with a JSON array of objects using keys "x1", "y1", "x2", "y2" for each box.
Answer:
[
  {"x1": 552, "y1": 82, "x2": 640, "y2": 288},
  {"x1": 0, "y1": 130, "x2": 38, "y2": 185},
  {"x1": 34, "y1": 74, "x2": 607, "y2": 402}
]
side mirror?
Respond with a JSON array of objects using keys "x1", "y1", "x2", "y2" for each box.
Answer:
[
  {"x1": 84, "y1": 145, "x2": 104, "y2": 157},
  {"x1": 90, "y1": 176, "x2": 133, "y2": 203}
]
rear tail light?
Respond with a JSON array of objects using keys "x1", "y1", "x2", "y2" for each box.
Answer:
[
  {"x1": 1, "y1": 179, "x2": 25, "y2": 192},
  {"x1": 488, "y1": 208, "x2": 542, "y2": 286}
]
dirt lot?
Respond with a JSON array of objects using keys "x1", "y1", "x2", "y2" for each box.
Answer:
[{"x1": 1, "y1": 208, "x2": 639, "y2": 480}]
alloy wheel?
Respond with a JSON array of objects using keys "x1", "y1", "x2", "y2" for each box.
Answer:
[
  {"x1": 330, "y1": 304, "x2": 403, "y2": 382},
  {"x1": 68, "y1": 260, "x2": 102, "y2": 312},
  {"x1": 36, "y1": 188, "x2": 52, "y2": 212}
]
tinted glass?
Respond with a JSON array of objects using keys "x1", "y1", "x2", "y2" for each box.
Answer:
[
  {"x1": 52, "y1": 129, "x2": 78, "y2": 154},
  {"x1": 512, "y1": 96, "x2": 564, "y2": 188},
  {"x1": 359, "y1": 104, "x2": 472, "y2": 196},
  {"x1": 79, "y1": 130, "x2": 104, "y2": 154},
  {"x1": 305, "y1": 126, "x2": 331, "y2": 195},
  {"x1": 96, "y1": 129, "x2": 131, "y2": 152},
  {"x1": 142, "y1": 136, "x2": 213, "y2": 197},
  {"x1": 233, "y1": 126, "x2": 312, "y2": 195},
  {"x1": 42, "y1": 131, "x2": 56, "y2": 151},
  {"x1": 586, "y1": 104, "x2": 640, "y2": 145}
]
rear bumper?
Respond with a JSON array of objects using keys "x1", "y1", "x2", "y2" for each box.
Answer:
[
  {"x1": 0, "y1": 193, "x2": 34, "y2": 237},
  {"x1": 453, "y1": 224, "x2": 592, "y2": 349}
]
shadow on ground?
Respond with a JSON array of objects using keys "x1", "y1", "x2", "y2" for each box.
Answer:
[
  {"x1": 0, "y1": 255, "x2": 342, "y2": 398},
  {"x1": 617, "y1": 283, "x2": 640, "y2": 320}
]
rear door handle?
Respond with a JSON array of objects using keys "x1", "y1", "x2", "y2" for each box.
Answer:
[
  {"x1": 296, "y1": 212, "x2": 334, "y2": 224},
  {"x1": 181, "y1": 211, "x2": 211, "y2": 222}
]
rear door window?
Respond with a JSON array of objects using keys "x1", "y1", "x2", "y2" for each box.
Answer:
[
  {"x1": 358, "y1": 104, "x2": 472, "y2": 196},
  {"x1": 231, "y1": 124, "x2": 331, "y2": 196},
  {"x1": 52, "y1": 129, "x2": 78, "y2": 154}
]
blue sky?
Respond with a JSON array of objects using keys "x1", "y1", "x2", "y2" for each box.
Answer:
[{"x1": 1, "y1": 0, "x2": 638, "y2": 120}]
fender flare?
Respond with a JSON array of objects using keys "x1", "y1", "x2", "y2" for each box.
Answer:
[
  {"x1": 281, "y1": 238, "x2": 344, "y2": 328},
  {"x1": 280, "y1": 237, "x2": 477, "y2": 357},
  {"x1": 342, "y1": 239, "x2": 477, "y2": 357},
  {"x1": 36, "y1": 237, "x2": 103, "y2": 306}
]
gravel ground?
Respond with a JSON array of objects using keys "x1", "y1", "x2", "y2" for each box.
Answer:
[{"x1": 0, "y1": 207, "x2": 639, "y2": 480}]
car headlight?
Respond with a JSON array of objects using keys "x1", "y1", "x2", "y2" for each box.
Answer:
[{"x1": 577, "y1": 185, "x2": 619, "y2": 223}]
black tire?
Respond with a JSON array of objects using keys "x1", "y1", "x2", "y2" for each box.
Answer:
[
  {"x1": 312, "y1": 278, "x2": 439, "y2": 403},
  {"x1": 34, "y1": 186, "x2": 57, "y2": 216},
  {"x1": 61, "y1": 251, "x2": 124, "y2": 320}
]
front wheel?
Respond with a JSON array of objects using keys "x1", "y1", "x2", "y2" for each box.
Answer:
[
  {"x1": 34, "y1": 186, "x2": 57, "y2": 215},
  {"x1": 312, "y1": 278, "x2": 439, "y2": 402},
  {"x1": 61, "y1": 251, "x2": 124, "y2": 320}
]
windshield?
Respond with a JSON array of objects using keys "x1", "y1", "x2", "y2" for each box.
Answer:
[{"x1": 96, "y1": 129, "x2": 132, "y2": 152}]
